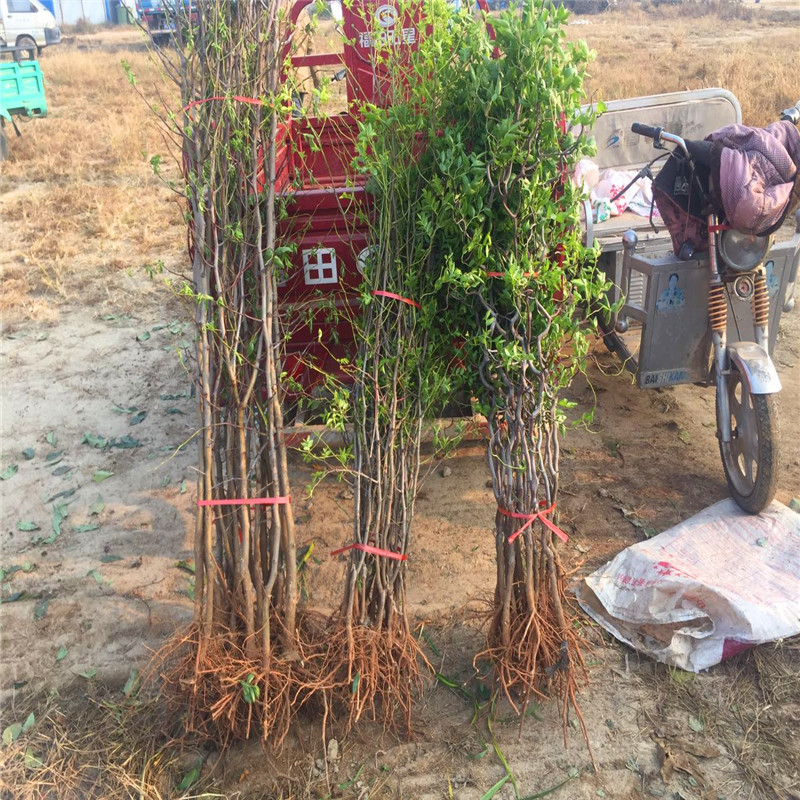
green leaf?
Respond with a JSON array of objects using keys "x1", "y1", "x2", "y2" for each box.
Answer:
[
  {"x1": 688, "y1": 714, "x2": 705, "y2": 733},
  {"x1": 130, "y1": 410, "x2": 147, "y2": 426},
  {"x1": 0, "y1": 464, "x2": 19, "y2": 481},
  {"x1": 123, "y1": 667, "x2": 140, "y2": 698},
  {"x1": 109, "y1": 435, "x2": 141, "y2": 450},
  {"x1": 73, "y1": 523, "x2": 100, "y2": 533},
  {"x1": 22, "y1": 713, "x2": 35, "y2": 733},
  {"x1": 56, "y1": 645, "x2": 68, "y2": 661},
  {"x1": 178, "y1": 767, "x2": 200, "y2": 790},
  {"x1": 186, "y1": 578, "x2": 195, "y2": 600},
  {"x1": 45, "y1": 450, "x2": 63, "y2": 463},
  {"x1": 87, "y1": 569, "x2": 104, "y2": 584},
  {"x1": 44, "y1": 487, "x2": 74, "y2": 503},
  {"x1": 3, "y1": 722, "x2": 23, "y2": 746},
  {"x1": 52, "y1": 465, "x2": 72, "y2": 477},
  {"x1": 51, "y1": 503, "x2": 69, "y2": 539},
  {"x1": 82, "y1": 432, "x2": 108, "y2": 449},
  {"x1": 99, "y1": 555, "x2": 122, "y2": 563},
  {"x1": 175, "y1": 560, "x2": 195, "y2": 575},
  {"x1": 79, "y1": 668, "x2": 98, "y2": 680},
  {"x1": 112, "y1": 404, "x2": 138, "y2": 415},
  {"x1": 351, "y1": 672, "x2": 360, "y2": 694},
  {"x1": 89, "y1": 498, "x2": 105, "y2": 516},
  {"x1": 93, "y1": 470, "x2": 114, "y2": 483},
  {"x1": 677, "y1": 429, "x2": 691, "y2": 444},
  {"x1": 33, "y1": 599, "x2": 49, "y2": 621},
  {"x1": 17, "y1": 521, "x2": 40, "y2": 532},
  {"x1": 46, "y1": 431, "x2": 57, "y2": 447},
  {"x1": 180, "y1": 480, "x2": 187, "y2": 494},
  {"x1": 21, "y1": 447, "x2": 35, "y2": 460},
  {"x1": 479, "y1": 774, "x2": 510, "y2": 800},
  {"x1": 24, "y1": 748, "x2": 43, "y2": 769},
  {"x1": 136, "y1": 331, "x2": 151, "y2": 342}
]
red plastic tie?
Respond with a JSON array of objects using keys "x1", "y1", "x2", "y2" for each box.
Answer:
[
  {"x1": 183, "y1": 95, "x2": 272, "y2": 113},
  {"x1": 330, "y1": 542, "x2": 408, "y2": 561},
  {"x1": 497, "y1": 501, "x2": 568, "y2": 544},
  {"x1": 197, "y1": 496, "x2": 291, "y2": 507},
  {"x1": 485, "y1": 271, "x2": 537, "y2": 279},
  {"x1": 372, "y1": 290, "x2": 421, "y2": 310}
]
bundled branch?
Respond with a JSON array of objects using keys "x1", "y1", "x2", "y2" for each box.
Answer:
[
  {"x1": 406, "y1": 0, "x2": 607, "y2": 734},
  {"x1": 153, "y1": 0, "x2": 303, "y2": 744}
]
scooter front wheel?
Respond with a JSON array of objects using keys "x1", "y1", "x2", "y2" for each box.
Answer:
[{"x1": 717, "y1": 366, "x2": 779, "y2": 514}]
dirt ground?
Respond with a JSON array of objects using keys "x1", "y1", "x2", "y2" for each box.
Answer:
[{"x1": 2, "y1": 6, "x2": 800, "y2": 800}]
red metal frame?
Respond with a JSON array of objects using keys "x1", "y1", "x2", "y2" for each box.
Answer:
[{"x1": 277, "y1": 0, "x2": 424, "y2": 399}]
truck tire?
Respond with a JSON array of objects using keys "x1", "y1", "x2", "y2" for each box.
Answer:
[{"x1": 14, "y1": 35, "x2": 37, "y2": 62}]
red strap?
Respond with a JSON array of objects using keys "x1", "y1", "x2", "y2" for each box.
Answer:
[
  {"x1": 708, "y1": 224, "x2": 733, "y2": 233},
  {"x1": 183, "y1": 95, "x2": 272, "y2": 113},
  {"x1": 372, "y1": 290, "x2": 421, "y2": 310},
  {"x1": 330, "y1": 542, "x2": 407, "y2": 561},
  {"x1": 485, "y1": 272, "x2": 537, "y2": 279},
  {"x1": 497, "y1": 501, "x2": 568, "y2": 544},
  {"x1": 197, "y1": 496, "x2": 291, "y2": 507}
]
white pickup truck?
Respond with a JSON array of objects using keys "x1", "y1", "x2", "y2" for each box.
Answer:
[{"x1": 0, "y1": 0, "x2": 61, "y2": 62}]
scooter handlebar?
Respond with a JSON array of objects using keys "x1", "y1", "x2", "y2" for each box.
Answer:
[
  {"x1": 780, "y1": 100, "x2": 800, "y2": 125},
  {"x1": 631, "y1": 122, "x2": 663, "y2": 141}
]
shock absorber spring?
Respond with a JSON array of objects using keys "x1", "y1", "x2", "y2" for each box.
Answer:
[
  {"x1": 708, "y1": 282, "x2": 727, "y2": 333},
  {"x1": 752, "y1": 271, "x2": 770, "y2": 327}
]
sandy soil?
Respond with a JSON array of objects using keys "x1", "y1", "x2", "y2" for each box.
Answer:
[
  {"x1": 2, "y1": 11, "x2": 800, "y2": 800},
  {"x1": 1, "y1": 283, "x2": 798, "y2": 798}
]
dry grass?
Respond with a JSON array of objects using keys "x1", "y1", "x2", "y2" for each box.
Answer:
[
  {"x1": 0, "y1": 683, "x2": 201, "y2": 800},
  {"x1": 568, "y1": 4, "x2": 800, "y2": 127},
  {"x1": 0, "y1": 32, "x2": 185, "y2": 328},
  {"x1": 646, "y1": 639, "x2": 800, "y2": 800}
]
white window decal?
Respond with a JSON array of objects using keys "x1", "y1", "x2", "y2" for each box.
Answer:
[{"x1": 303, "y1": 247, "x2": 338, "y2": 285}]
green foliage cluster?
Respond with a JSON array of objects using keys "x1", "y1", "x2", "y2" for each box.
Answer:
[{"x1": 352, "y1": 0, "x2": 608, "y2": 420}]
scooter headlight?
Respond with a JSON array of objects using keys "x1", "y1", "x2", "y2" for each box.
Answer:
[{"x1": 719, "y1": 230, "x2": 771, "y2": 272}]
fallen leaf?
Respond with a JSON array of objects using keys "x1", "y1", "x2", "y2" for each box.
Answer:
[
  {"x1": 2, "y1": 723, "x2": 22, "y2": 745},
  {"x1": 46, "y1": 431, "x2": 57, "y2": 447},
  {"x1": 56, "y1": 645, "x2": 68, "y2": 661},
  {"x1": 109, "y1": 435, "x2": 140, "y2": 450},
  {"x1": 93, "y1": 470, "x2": 114, "y2": 483},
  {"x1": 136, "y1": 331, "x2": 151, "y2": 342},
  {"x1": 21, "y1": 448, "x2": 35, "y2": 461},
  {"x1": 87, "y1": 569, "x2": 104, "y2": 585},
  {"x1": 178, "y1": 767, "x2": 200, "y2": 790},
  {"x1": 0, "y1": 464, "x2": 19, "y2": 481},
  {"x1": 89, "y1": 498, "x2": 105, "y2": 516},
  {"x1": 82, "y1": 432, "x2": 108, "y2": 449},
  {"x1": 677, "y1": 429, "x2": 691, "y2": 444},
  {"x1": 33, "y1": 599, "x2": 49, "y2": 621},
  {"x1": 21, "y1": 712, "x2": 34, "y2": 733},
  {"x1": 130, "y1": 410, "x2": 147, "y2": 426},
  {"x1": 24, "y1": 748, "x2": 43, "y2": 769},
  {"x1": 52, "y1": 466, "x2": 72, "y2": 477},
  {"x1": 79, "y1": 668, "x2": 97, "y2": 680},
  {"x1": 123, "y1": 668, "x2": 140, "y2": 698},
  {"x1": 73, "y1": 523, "x2": 100, "y2": 533},
  {"x1": 180, "y1": 480, "x2": 187, "y2": 494},
  {"x1": 688, "y1": 714, "x2": 705, "y2": 733},
  {"x1": 44, "y1": 487, "x2": 75, "y2": 504},
  {"x1": 175, "y1": 560, "x2": 195, "y2": 575},
  {"x1": 17, "y1": 521, "x2": 40, "y2": 532},
  {"x1": 99, "y1": 555, "x2": 122, "y2": 563}
]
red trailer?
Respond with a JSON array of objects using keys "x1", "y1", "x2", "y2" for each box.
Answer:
[{"x1": 276, "y1": 0, "x2": 421, "y2": 408}]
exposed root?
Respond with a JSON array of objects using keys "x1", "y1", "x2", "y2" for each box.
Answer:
[
  {"x1": 302, "y1": 619, "x2": 429, "y2": 736},
  {"x1": 155, "y1": 622, "x2": 311, "y2": 748}
]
